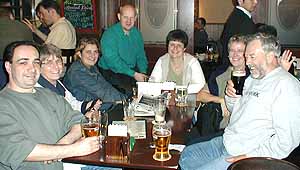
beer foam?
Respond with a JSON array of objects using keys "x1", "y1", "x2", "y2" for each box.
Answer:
[{"x1": 232, "y1": 71, "x2": 246, "y2": 76}]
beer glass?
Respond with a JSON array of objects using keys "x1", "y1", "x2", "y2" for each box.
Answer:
[
  {"x1": 153, "y1": 97, "x2": 166, "y2": 124},
  {"x1": 123, "y1": 99, "x2": 135, "y2": 121},
  {"x1": 175, "y1": 86, "x2": 188, "y2": 107},
  {"x1": 231, "y1": 70, "x2": 247, "y2": 95},
  {"x1": 152, "y1": 124, "x2": 172, "y2": 161},
  {"x1": 81, "y1": 113, "x2": 100, "y2": 137},
  {"x1": 99, "y1": 111, "x2": 108, "y2": 144}
]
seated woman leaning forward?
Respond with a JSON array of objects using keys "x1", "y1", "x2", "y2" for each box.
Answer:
[
  {"x1": 64, "y1": 38, "x2": 125, "y2": 102},
  {"x1": 150, "y1": 29, "x2": 206, "y2": 93},
  {"x1": 35, "y1": 44, "x2": 101, "y2": 114}
]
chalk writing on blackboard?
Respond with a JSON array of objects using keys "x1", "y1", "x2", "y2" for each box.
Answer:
[{"x1": 63, "y1": 0, "x2": 96, "y2": 32}]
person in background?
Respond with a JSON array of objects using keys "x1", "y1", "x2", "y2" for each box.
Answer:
[
  {"x1": 23, "y1": 0, "x2": 76, "y2": 49},
  {"x1": 220, "y1": 0, "x2": 258, "y2": 66},
  {"x1": 99, "y1": 4, "x2": 148, "y2": 96},
  {"x1": 179, "y1": 33, "x2": 300, "y2": 170},
  {"x1": 0, "y1": 41, "x2": 99, "y2": 170},
  {"x1": 32, "y1": 2, "x2": 50, "y2": 44},
  {"x1": 64, "y1": 38, "x2": 125, "y2": 103},
  {"x1": 0, "y1": 1, "x2": 32, "y2": 58},
  {"x1": 150, "y1": 29, "x2": 206, "y2": 94},
  {"x1": 35, "y1": 44, "x2": 101, "y2": 114},
  {"x1": 194, "y1": 17, "x2": 208, "y2": 54}
]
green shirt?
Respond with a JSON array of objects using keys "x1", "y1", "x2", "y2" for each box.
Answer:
[
  {"x1": 0, "y1": 87, "x2": 82, "y2": 170},
  {"x1": 166, "y1": 61, "x2": 183, "y2": 85},
  {"x1": 99, "y1": 22, "x2": 148, "y2": 77}
]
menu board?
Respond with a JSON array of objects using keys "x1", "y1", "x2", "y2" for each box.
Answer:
[{"x1": 61, "y1": 0, "x2": 97, "y2": 33}]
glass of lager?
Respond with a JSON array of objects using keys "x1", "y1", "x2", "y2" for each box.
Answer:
[
  {"x1": 175, "y1": 85, "x2": 188, "y2": 107},
  {"x1": 152, "y1": 124, "x2": 172, "y2": 161},
  {"x1": 81, "y1": 112, "x2": 100, "y2": 137},
  {"x1": 231, "y1": 69, "x2": 246, "y2": 95}
]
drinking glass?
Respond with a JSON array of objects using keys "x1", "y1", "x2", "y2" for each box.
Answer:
[
  {"x1": 123, "y1": 99, "x2": 135, "y2": 121},
  {"x1": 153, "y1": 97, "x2": 166, "y2": 124},
  {"x1": 231, "y1": 69, "x2": 246, "y2": 95},
  {"x1": 99, "y1": 111, "x2": 108, "y2": 146},
  {"x1": 81, "y1": 113, "x2": 100, "y2": 138},
  {"x1": 175, "y1": 86, "x2": 188, "y2": 107},
  {"x1": 152, "y1": 124, "x2": 172, "y2": 161}
]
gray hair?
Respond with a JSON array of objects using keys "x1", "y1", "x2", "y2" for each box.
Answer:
[
  {"x1": 247, "y1": 33, "x2": 281, "y2": 57},
  {"x1": 39, "y1": 44, "x2": 62, "y2": 62}
]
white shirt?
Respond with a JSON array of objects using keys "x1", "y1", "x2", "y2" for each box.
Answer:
[
  {"x1": 236, "y1": 6, "x2": 252, "y2": 19},
  {"x1": 224, "y1": 67, "x2": 300, "y2": 158}
]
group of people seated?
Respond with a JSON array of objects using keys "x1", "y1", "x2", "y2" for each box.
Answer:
[{"x1": 0, "y1": 0, "x2": 300, "y2": 170}]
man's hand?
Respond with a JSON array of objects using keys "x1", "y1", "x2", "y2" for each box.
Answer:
[
  {"x1": 134, "y1": 72, "x2": 148, "y2": 82},
  {"x1": 225, "y1": 80, "x2": 239, "y2": 98},
  {"x1": 71, "y1": 136, "x2": 100, "y2": 157},
  {"x1": 280, "y1": 50, "x2": 295, "y2": 71},
  {"x1": 22, "y1": 18, "x2": 37, "y2": 32},
  {"x1": 226, "y1": 154, "x2": 247, "y2": 163}
]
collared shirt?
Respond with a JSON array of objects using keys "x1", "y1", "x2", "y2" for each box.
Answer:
[
  {"x1": 46, "y1": 17, "x2": 76, "y2": 49},
  {"x1": 236, "y1": 6, "x2": 252, "y2": 19},
  {"x1": 99, "y1": 22, "x2": 148, "y2": 77}
]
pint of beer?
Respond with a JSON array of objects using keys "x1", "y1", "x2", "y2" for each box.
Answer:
[
  {"x1": 82, "y1": 123, "x2": 100, "y2": 137},
  {"x1": 232, "y1": 70, "x2": 246, "y2": 95},
  {"x1": 152, "y1": 124, "x2": 172, "y2": 161},
  {"x1": 81, "y1": 113, "x2": 100, "y2": 137}
]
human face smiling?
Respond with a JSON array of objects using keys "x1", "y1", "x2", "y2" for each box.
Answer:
[
  {"x1": 80, "y1": 44, "x2": 99, "y2": 68},
  {"x1": 41, "y1": 55, "x2": 63, "y2": 85},
  {"x1": 245, "y1": 40, "x2": 268, "y2": 79},
  {"x1": 118, "y1": 6, "x2": 136, "y2": 33},
  {"x1": 5, "y1": 45, "x2": 40, "y2": 92},
  {"x1": 168, "y1": 41, "x2": 186, "y2": 59},
  {"x1": 229, "y1": 42, "x2": 246, "y2": 69}
]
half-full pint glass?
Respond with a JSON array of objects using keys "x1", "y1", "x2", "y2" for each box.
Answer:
[
  {"x1": 152, "y1": 124, "x2": 172, "y2": 161},
  {"x1": 232, "y1": 70, "x2": 246, "y2": 95},
  {"x1": 81, "y1": 114, "x2": 100, "y2": 137}
]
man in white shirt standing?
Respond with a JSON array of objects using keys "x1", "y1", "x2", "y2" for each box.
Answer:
[
  {"x1": 179, "y1": 33, "x2": 300, "y2": 170},
  {"x1": 23, "y1": 0, "x2": 76, "y2": 49}
]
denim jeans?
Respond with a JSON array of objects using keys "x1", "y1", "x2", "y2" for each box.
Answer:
[{"x1": 179, "y1": 136, "x2": 232, "y2": 170}]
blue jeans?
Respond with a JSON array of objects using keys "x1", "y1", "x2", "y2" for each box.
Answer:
[{"x1": 179, "y1": 136, "x2": 232, "y2": 170}]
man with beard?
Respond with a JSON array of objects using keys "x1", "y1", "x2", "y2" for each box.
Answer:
[{"x1": 179, "y1": 33, "x2": 300, "y2": 170}]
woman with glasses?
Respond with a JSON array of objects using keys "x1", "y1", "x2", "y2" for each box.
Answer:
[{"x1": 36, "y1": 44, "x2": 101, "y2": 114}]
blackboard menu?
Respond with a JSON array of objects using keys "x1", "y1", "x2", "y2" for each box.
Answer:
[{"x1": 62, "y1": 0, "x2": 97, "y2": 33}]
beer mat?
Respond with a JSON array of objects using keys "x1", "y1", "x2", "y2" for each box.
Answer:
[
  {"x1": 134, "y1": 104, "x2": 155, "y2": 116},
  {"x1": 169, "y1": 144, "x2": 186, "y2": 152},
  {"x1": 112, "y1": 120, "x2": 146, "y2": 139}
]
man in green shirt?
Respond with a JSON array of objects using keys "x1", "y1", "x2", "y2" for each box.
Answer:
[
  {"x1": 0, "y1": 41, "x2": 100, "y2": 170},
  {"x1": 99, "y1": 4, "x2": 148, "y2": 95}
]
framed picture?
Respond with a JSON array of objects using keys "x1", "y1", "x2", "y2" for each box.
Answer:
[
  {"x1": 268, "y1": 0, "x2": 300, "y2": 45},
  {"x1": 139, "y1": 0, "x2": 177, "y2": 43}
]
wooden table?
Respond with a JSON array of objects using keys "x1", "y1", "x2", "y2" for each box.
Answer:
[{"x1": 63, "y1": 105, "x2": 195, "y2": 170}]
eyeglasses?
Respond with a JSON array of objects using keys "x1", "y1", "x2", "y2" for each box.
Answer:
[{"x1": 41, "y1": 59, "x2": 63, "y2": 66}]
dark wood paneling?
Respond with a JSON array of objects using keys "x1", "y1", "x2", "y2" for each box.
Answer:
[{"x1": 144, "y1": 44, "x2": 167, "y2": 74}]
